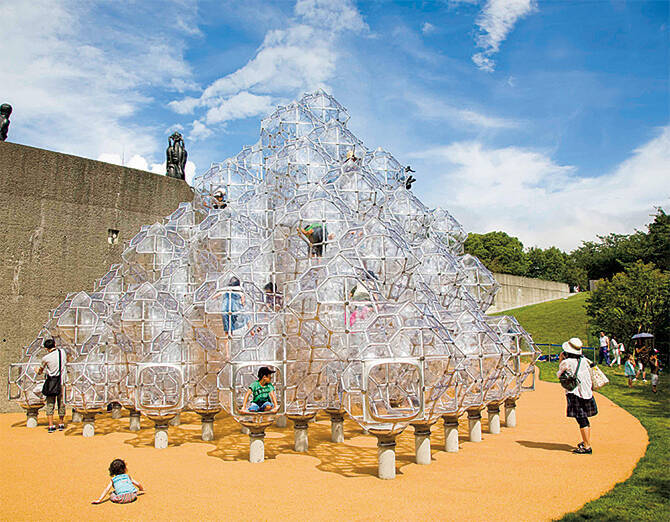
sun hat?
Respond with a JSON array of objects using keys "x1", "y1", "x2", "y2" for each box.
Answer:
[{"x1": 562, "y1": 337, "x2": 583, "y2": 355}]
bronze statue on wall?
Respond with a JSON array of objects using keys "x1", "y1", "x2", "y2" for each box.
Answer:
[
  {"x1": 0, "y1": 104, "x2": 12, "y2": 141},
  {"x1": 166, "y1": 131, "x2": 187, "y2": 180}
]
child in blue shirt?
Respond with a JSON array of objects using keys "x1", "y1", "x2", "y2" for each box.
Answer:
[
  {"x1": 92, "y1": 459, "x2": 144, "y2": 504},
  {"x1": 623, "y1": 354, "x2": 637, "y2": 388}
]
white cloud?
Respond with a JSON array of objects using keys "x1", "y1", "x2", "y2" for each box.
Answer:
[
  {"x1": 205, "y1": 92, "x2": 276, "y2": 125},
  {"x1": 126, "y1": 154, "x2": 150, "y2": 171},
  {"x1": 456, "y1": 109, "x2": 520, "y2": 129},
  {"x1": 97, "y1": 154, "x2": 197, "y2": 186},
  {"x1": 169, "y1": 0, "x2": 367, "y2": 131},
  {"x1": 97, "y1": 153, "x2": 124, "y2": 166},
  {"x1": 190, "y1": 120, "x2": 214, "y2": 141},
  {"x1": 421, "y1": 22, "x2": 436, "y2": 34},
  {"x1": 1, "y1": 1, "x2": 197, "y2": 165},
  {"x1": 409, "y1": 94, "x2": 520, "y2": 129},
  {"x1": 151, "y1": 162, "x2": 166, "y2": 175},
  {"x1": 149, "y1": 159, "x2": 197, "y2": 185},
  {"x1": 294, "y1": 0, "x2": 368, "y2": 33},
  {"x1": 471, "y1": 0, "x2": 537, "y2": 72},
  {"x1": 413, "y1": 126, "x2": 670, "y2": 250}
]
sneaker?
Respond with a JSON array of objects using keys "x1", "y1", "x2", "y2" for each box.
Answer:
[
  {"x1": 48, "y1": 426, "x2": 56, "y2": 433},
  {"x1": 573, "y1": 446, "x2": 592, "y2": 454},
  {"x1": 58, "y1": 424, "x2": 66, "y2": 431},
  {"x1": 643, "y1": 379, "x2": 647, "y2": 383},
  {"x1": 633, "y1": 378, "x2": 637, "y2": 382}
]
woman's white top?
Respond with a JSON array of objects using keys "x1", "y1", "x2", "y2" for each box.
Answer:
[{"x1": 557, "y1": 357, "x2": 593, "y2": 399}]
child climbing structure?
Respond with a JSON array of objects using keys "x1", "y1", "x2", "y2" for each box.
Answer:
[{"x1": 8, "y1": 91, "x2": 539, "y2": 479}]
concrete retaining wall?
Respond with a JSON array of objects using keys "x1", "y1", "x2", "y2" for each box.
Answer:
[
  {"x1": 0, "y1": 141, "x2": 194, "y2": 412},
  {"x1": 487, "y1": 272, "x2": 571, "y2": 314}
]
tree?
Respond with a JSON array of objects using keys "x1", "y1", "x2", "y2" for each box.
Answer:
[
  {"x1": 570, "y1": 231, "x2": 647, "y2": 282},
  {"x1": 586, "y1": 261, "x2": 670, "y2": 355},
  {"x1": 645, "y1": 208, "x2": 670, "y2": 272},
  {"x1": 570, "y1": 207, "x2": 668, "y2": 281},
  {"x1": 527, "y1": 247, "x2": 587, "y2": 289},
  {"x1": 464, "y1": 231, "x2": 529, "y2": 275}
]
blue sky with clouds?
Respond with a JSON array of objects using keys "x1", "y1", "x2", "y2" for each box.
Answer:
[{"x1": 2, "y1": 0, "x2": 668, "y2": 249}]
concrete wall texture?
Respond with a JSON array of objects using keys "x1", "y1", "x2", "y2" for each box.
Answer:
[
  {"x1": 0, "y1": 141, "x2": 193, "y2": 412},
  {"x1": 487, "y1": 272, "x2": 571, "y2": 314}
]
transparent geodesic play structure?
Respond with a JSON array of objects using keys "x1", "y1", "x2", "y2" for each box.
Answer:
[{"x1": 8, "y1": 90, "x2": 539, "y2": 476}]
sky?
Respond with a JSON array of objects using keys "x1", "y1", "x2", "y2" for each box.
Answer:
[{"x1": 2, "y1": 0, "x2": 668, "y2": 250}]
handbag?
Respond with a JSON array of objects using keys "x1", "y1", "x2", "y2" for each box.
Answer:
[
  {"x1": 559, "y1": 356, "x2": 582, "y2": 391},
  {"x1": 590, "y1": 364, "x2": 609, "y2": 390},
  {"x1": 41, "y1": 349, "x2": 62, "y2": 397}
]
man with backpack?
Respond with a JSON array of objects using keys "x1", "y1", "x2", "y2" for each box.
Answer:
[{"x1": 36, "y1": 339, "x2": 67, "y2": 432}]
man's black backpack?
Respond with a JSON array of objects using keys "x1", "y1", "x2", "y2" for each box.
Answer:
[
  {"x1": 559, "y1": 356, "x2": 582, "y2": 392},
  {"x1": 41, "y1": 349, "x2": 62, "y2": 397}
]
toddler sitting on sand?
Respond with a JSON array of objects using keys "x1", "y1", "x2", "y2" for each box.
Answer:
[{"x1": 92, "y1": 459, "x2": 144, "y2": 504}]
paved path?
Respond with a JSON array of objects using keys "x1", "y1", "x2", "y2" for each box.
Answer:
[{"x1": 0, "y1": 376, "x2": 647, "y2": 521}]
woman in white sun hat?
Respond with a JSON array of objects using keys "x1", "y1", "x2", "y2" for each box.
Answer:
[{"x1": 557, "y1": 337, "x2": 598, "y2": 454}]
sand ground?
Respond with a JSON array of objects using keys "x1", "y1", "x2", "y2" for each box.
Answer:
[{"x1": 0, "y1": 376, "x2": 647, "y2": 521}]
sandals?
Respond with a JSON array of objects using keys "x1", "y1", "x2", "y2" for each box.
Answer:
[{"x1": 573, "y1": 446, "x2": 592, "y2": 454}]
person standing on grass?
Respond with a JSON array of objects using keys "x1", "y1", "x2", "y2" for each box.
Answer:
[
  {"x1": 609, "y1": 337, "x2": 621, "y2": 367},
  {"x1": 598, "y1": 332, "x2": 610, "y2": 365},
  {"x1": 649, "y1": 353, "x2": 661, "y2": 393},
  {"x1": 557, "y1": 338, "x2": 598, "y2": 454},
  {"x1": 36, "y1": 339, "x2": 67, "y2": 433},
  {"x1": 635, "y1": 343, "x2": 651, "y2": 383},
  {"x1": 623, "y1": 354, "x2": 637, "y2": 387}
]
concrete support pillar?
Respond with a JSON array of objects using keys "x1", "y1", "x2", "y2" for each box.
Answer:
[
  {"x1": 373, "y1": 433, "x2": 398, "y2": 480},
  {"x1": 200, "y1": 413, "x2": 216, "y2": 442},
  {"x1": 154, "y1": 422, "x2": 169, "y2": 449},
  {"x1": 411, "y1": 423, "x2": 433, "y2": 465},
  {"x1": 289, "y1": 415, "x2": 315, "y2": 452},
  {"x1": 442, "y1": 415, "x2": 460, "y2": 453},
  {"x1": 111, "y1": 403, "x2": 123, "y2": 419},
  {"x1": 505, "y1": 398, "x2": 517, "y2": 428},
  {"x1": 129, "y1": 410, "x2": 141, "y2": 432},
  {"x1": 467, "y1": 408, "x2": 482, "y2": 442},
  {"x1": 275, "y1": 414, "x2": 287, "y2": 428},
  {"x1": 71, "y1": 410, "x2": 83, "y2": 423},
  {"x1": 82, "y1": 413, "x2": 96, "y2": 437},
  {"x1": 169, "y1": 413, "x2": 181, "y2": 427},
  {"x1": 487, "y1": 403, "x2": 501, "y2": 434},
  {"x1": 249, "y1": 427, "x2": 267, "y2": 463},
  {"x1": 26, "y1": 408, "x2": 40, "y2": 428},
  {"x1": 327, "y1": 410, "x2": 345, "y2": 443}
]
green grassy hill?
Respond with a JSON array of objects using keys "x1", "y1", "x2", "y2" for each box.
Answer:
[
  {"x1": 493, "y1": 294, "x2": 669, "y2": 521},
  {"x1": 491, "y1": 292, "x2": 591, "y2": 346}
]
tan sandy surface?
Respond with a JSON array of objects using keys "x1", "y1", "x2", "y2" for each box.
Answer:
[{"x1": 0, "y1": 376, "x2": 647, "y2": 521}]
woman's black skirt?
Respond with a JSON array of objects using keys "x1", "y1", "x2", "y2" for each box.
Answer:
[{"x1": 566, "y1": 393, "x2": 598, "y2": 418}]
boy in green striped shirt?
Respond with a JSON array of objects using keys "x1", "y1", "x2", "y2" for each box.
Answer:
[{"x1": 242, "y1": 367, "x2": 279, "y2": 413}]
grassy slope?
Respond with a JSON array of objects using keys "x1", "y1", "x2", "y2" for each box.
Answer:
[{"x1": 492, "y1": 294, "x2": 669, "y2": 521}]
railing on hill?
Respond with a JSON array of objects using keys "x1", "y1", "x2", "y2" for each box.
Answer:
[{"x1": 536, "y1": 343, "x2": 596, "y2": 363}]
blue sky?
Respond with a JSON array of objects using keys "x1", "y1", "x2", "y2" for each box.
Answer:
[{"x1": 3, "y1": 0, "x2": 668, "y2": 249}]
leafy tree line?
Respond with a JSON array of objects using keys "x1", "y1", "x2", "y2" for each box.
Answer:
[
  {"x1": 463, "y1": 231, "x2": 587, "y2": 288},
  {"x1": 464, "y1": 208, "x2": 669, "y2": 356},
  {"x1": 464, "y1": 208, "x2": 668, "y2": 288}
]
